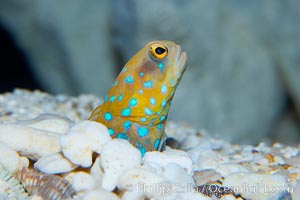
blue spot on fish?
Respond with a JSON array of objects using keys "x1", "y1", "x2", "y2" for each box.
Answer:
[
  {"x1": 121, "y1": 107, "x2": 131, "y2": 116},
  {"x1": 160, "y1": 115, "x2": 166, "y2": 122},
  {"x1": 157, "y1": 124, "x2": 163, "y2": 130},
  {"x1": 161, "y1": 85, "x2": 167, "y2": 94},
  {"x1": 138, "y1": 89, "x2": 143, "y2": 94},
  {"x1": 123, "y1": 121, "x2": 131, "y2": 130},
  {"x1": 110, "y1": 96, "x2": 116, "y2": 102},
  {"x1": 161, "y1": 99, "x2": 167, "y2": 107},
  {"x1": 151, "y1": 117, "x2": 157, "y2": 122},
  {"x1": 121, "y1": 67, "x2": 127, "y2": 72},
  {"x1": 137, "y1": 126, "x2": 149, "y2": 137},
  {"x1": 118, "y1": 94, "x2": 123, "y2": 102},
  {"x1": 139, "y1": 72, "x2": 144, "y2": 77},
  {"x1": 144, "y1": 107, "x2": 153, "y2": 115},
  {"x1": 150, "y1": 98, "x2": 156, "y2": 105},
  {"x1": 140, "y1": 117, "x2": 147, "y2": 122},
  {"x1": 129, "y1": 98, "x2": 137, "y2": 106},
  {"x1": 143, "y1": 80, "x2": 153, "y2": 88},
  {"x1": 104, "y1": 112, "x2": 112, "y2": 121},
  {"x1": 108, "y1": 128, "x2": 114, "y2": 135},
  {"x1": 157, "y1": 62, "x2": 164, "y2": 72},
  {"x1": 125, "y1": 76, "x2": 134, "y2": 84},
  {"x1": 117, "y1": 133, "x2": 129, "y2": 140},
  {"x1": 156, "y1": 110, "x2": 162, "y2": 115}
]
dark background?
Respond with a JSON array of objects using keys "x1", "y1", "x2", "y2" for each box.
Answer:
[{"x1": 0, "y1": 25, "x2": 42, "y2": 93}]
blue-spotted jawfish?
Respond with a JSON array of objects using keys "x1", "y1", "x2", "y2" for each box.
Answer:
[{"x1": 89, "y1": 40, "x2": 187, "y2": 156}]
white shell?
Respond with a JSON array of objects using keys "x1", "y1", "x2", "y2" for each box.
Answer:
[
  {"x1": 18, "y1": 167, "x2": 75, "y2": 200},
  {"x1": 60, "y1": 120, "x2": 111, "y2": 167}
]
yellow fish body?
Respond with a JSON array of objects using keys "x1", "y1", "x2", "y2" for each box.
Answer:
[{"x1": 89, "y1": 40, "x2": 187, "y2": 156}]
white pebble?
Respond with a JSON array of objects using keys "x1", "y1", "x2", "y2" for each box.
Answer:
[
  {"x1": 165, "y1": 121, "x2": 197, "y2": 144},
  {"x1": 193, "y1": 169, "x2": 222, "y2": 186},
  {"x1": 281, "y1": 146, "x2": 299, "y2": 159},
  {"x1": 117, "y1": 167, "x2": 174, "y2": 199},
  {"x1": 0, "y1": 124, "x2": 61, "y2": 160},
  {"x1": 180, "y1": 134, "x2": 201, "y2": 150},
  {"x1": 163, "y1": 163, "x2": 195, "y2": 186},
  {"x1": 193, "y1": 149, "x2": 225, "y2": 170},
  {"x1": 80, "y1": 189, "x2": 120, "y2": 200},
  {"x1": 101, "y1": 139, "x2": 142, "y2": 191},
  {"x1": 253, "y1": 154, "x2": 269, "y2": 166},
  {"x1": 60, "y1": 120, "x2": 111, "y2": 167},
  {"x1": 90, "y1": 156, "x2": 104, "y2": 184},
  {"x1": 66, "y1": 171, "x2": 98, "y2": 193},
  {"x1": 183, "y1": 137, "x2": 214, "y2": 151},
  {"x1": 223, "y1": 172, "x2": 288, "y2": 200},
  {"x1": 34, "y1": 153, "x2": 77, "y2": 174},
  {"x1": 143, "y1": 149, "x2": 193, "y2": 174},
  {"x1": 273, "y1": 155, "x2": 285, "y2": 165},
  {"x1": 0, "y1": 142, "x2": 25, "y2": 174},
  {"x1": 216, "y1": 163, "x2": 250, "y2": 177},
  {"x1": 141, "y1": 162, "x2": 163, "y2": 175},
  {"x1": 18, "y1": 113, "x2": 73, "y2": 134}
]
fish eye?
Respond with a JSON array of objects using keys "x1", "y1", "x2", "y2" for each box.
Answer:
[{"x1": 150, "y1": 44, "x2": 168, "y2": 59}]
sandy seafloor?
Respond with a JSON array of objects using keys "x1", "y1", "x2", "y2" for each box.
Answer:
[{"x1": 0, "y1": 89, "x2": 299, "y2": 200}]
